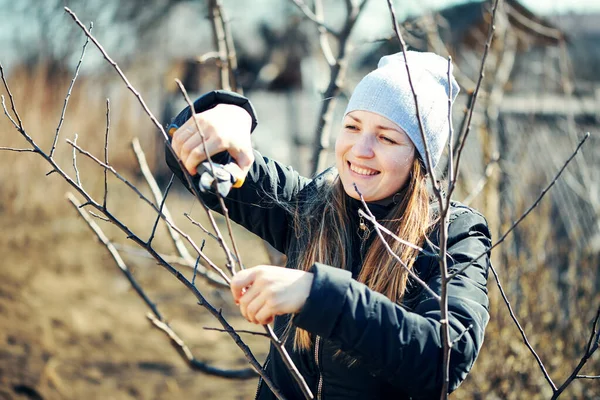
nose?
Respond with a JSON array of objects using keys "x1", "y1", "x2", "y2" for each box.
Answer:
[{"x1": 351, "y1": 133, "x2": 375, "y2": 158}]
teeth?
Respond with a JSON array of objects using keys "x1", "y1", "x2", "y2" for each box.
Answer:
[{"x1": 349, "y1": 163, "x2": 378, "y2": 176}]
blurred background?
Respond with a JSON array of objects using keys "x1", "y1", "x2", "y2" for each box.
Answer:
[{"x1": 0, "y1": 0, "x2": 599, "y2": 399}]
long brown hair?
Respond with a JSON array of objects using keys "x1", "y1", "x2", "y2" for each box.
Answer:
[{"x1": 289, "y1": 159, "x2": 431, "y2": 351}]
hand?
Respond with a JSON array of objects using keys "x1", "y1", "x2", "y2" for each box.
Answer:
[
  {"x1": 171, "y1": 104, "x2": 254, "y2": 176},
  {"x1": 230, "y1": 265, "x2": 314, "y2": 325}
]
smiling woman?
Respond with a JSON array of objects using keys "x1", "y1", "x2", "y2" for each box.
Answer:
[{"x1": 165, "y1": 51, "x2": 492, "y2": 399}]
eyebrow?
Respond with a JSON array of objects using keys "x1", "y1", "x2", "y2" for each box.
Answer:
[{"x1": 347, "y1": 114, "x2": 403, "y2": 134}]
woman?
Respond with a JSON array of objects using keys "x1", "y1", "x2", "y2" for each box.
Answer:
[{"x1": 166, "y1": 51, "x2": 492, "y2": 399}]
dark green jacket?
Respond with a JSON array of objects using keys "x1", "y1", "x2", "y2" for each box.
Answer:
[{"x1": 165, "y1": 91, "x2": 492, "y2": 400}]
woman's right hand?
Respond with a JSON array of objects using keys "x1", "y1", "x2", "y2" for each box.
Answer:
[{"x1": 171, "y1": 103, "x2": 254, "y2": 177}]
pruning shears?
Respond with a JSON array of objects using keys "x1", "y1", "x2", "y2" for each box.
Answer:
[{"x1": 168, "y1": 125, "x2": 245, "y2": 197}]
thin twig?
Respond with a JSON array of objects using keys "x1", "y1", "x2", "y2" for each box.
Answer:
[
  {"x1": 575, "y1": 375, "x2": 600, "y2": 380},
  {"x1": 450, "y1": 323, "x2": 473, "y2": 347},
  {"x1": 103, "y1": 98, "x2": 110, "y2": 207},
  {"x1": 88, "y1": 210, "x2": 109, "y2": 222},
  {"x1": 67, "y1": 138, "x2": 159, "y2": 211},
  {"x1": 451, "y1": 0, "x2": 501, "y2": 187},
  {"x1": 50, "y1": 22, "x2": 92, "y2": 158},
  {"x1": 0, "y1": 63, "x2": 24, "y2": 131},
  {"x1": 449, "y1": 132, "x2": 590, "y2": 280},
  {"x1": 0, "y1": 147, "x2": 35, "y2": 152},
  {"x1": 203, "y1": 326, "x2": 270, "y2": 338},
  {"x1": 185, "y1": 213, "x2": 220, "y2": 242},
  {"x1": 489, "y1": 264, "x2": 557, "y2": 390},
  {"x1": 148, "y1": 175, "x2": 174, "y2": 245},
  {"x1": 1, "y1": 95, "x2": 20, "y2": 130},
  {"x1": 72, "y1": 134, "x2": 81, "y2": 187}
]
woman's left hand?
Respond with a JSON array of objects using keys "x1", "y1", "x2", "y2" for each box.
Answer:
[{"x1": 230, "y1": 266, "x2": 314, "y2": 325}]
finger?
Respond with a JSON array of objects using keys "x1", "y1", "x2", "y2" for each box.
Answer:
[
  {"x1": 179, "y1": 132, "x2": 208, "y2": 164},
  {"x1": 245, "y1": 292, "x2": 268, "y2": 324},
  {"x1": 230, "y1": 269, "x2": 256, "y2": 302},
  {"x1": 254, "y1": 302, "x2": 275, "y2": 325},
  {"x1": 183, "y1": 140, "x2": 222, "y2": 176},
  {"x1": 171, "y1": 127, "x2": 195, "y2": 157},
  {"x1": 237, "y1": 283, "x2": 261, "y2": 321},
  {"x1": 228, "y1": 147, "x2": 255, "y2": 176}
]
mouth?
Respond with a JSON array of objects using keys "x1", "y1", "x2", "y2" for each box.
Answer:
[{"x1": 347, "y1": 161, "x2": 380, "y2": 177}]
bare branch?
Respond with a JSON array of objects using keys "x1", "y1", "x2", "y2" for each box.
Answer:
[
  {"x1": 88, "y1": 210, "x2": 109, "y2": 222},
  {"x1": 67, "y1": 138, "x2": 158, "y2": 211},
  {"x1": 147, "y1": 314, "x2": 257, "y2": 379},
  {"x1": 552, "y1": 304, "x2": 600, "y2": 398},
  {"x1": 314, "y1": 0, "x2": 336, "y2": 67},
  {"x1": 147, "y1": 175, "x2": 174, "y2": 245},
  {"x1": 185, "y1": 213, "x2": 219, "y2": 242},
  {"x1": 0, "y1": 63, "x2": 24, "y2": 131},
  {"x1": 0, "y1": 147, "x2": 35, "y2": 153},
  {"x1": 67, "y1": 137, "x2": 230, "y2": 285},
  {"x1": 446, "y1": 57, "x2": 455, "y2": 196},
  {"x1": 50, "y1": 23, "x2": 92, "y2": 158},
  {"x1": 290, "y1": 0, "x2": 338, "y2": 36},
  {"x1": 449, "y1": 132, "x2": 590, "y2": 280},
  {"x1": 72, "y1": 134, "x2": 81, "y2": 187},
  {"x1": 489, "y1": 264, "x2": 557, "y2": 390},
  {"x1": 68, "y1": 192, "x2": 258, "y2": 380},
  {"x1": 1, "y1": 95, "x2": 20, "y2": 130},
  {"x1": 208, "y1": 0, "x2": 231, "y2": 91},
  {"x1": 67, "y1": 192, "x2": 165, "y2": 321},
  {"x1": 104, "y1": 98, "x2": 110, "y2": 208},
  {"x1": 203, "y1": 326, "x2": 270, "y2": 338},
  {"x1": 450, "y1": 323, "x2": 473, "y2": 347}
]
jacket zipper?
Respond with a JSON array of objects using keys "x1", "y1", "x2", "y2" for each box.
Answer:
[
  {"x1": 314, "y1": 335, "x2": 323, "y2": 400},
  {"x1": 254, "y1": 357, "x2": 270, "y2": 400}
]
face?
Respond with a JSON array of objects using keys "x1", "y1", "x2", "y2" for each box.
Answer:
[{"x1": 335, "y1": 110, "x2": 416, "y2": 202}]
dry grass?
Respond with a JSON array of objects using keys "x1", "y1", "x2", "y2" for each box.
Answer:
[{"x1": 0, "y1": 63, "x2": 598, "y2": 399}]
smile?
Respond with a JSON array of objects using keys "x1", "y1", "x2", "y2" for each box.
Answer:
[{"x1": 348, "y1": 161, "x2": 380, "y2": 176}]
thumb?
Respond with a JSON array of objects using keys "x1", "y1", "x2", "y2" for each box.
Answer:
[{"x1": 230, "y1": 269, "x2": 256, "y2": 302}]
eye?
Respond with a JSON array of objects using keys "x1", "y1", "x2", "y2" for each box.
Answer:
[
  {"x1": 344, "y1": 124, "x2": 359, "y2": 131},
  {"x1": 380, "y1": 135, "x2": 397, "y2": 145}
]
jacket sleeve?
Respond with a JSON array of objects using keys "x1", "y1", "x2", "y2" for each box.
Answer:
[
  {"x1": 292, "y1": 207, "x2": 492, "y2": 398},
  {"x1": 164, "y1": 90, "x2": 310, "y2": 253}
]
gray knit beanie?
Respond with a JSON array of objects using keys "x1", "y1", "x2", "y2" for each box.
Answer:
[{"x1": 344, "y1": 51, "x2": 459, "y2": 170}]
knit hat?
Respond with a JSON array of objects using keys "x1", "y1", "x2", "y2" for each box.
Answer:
[{"x1": 344, "y1": 51, "x2": 459, "y2": 170}]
